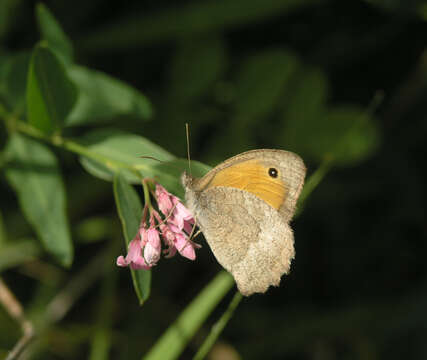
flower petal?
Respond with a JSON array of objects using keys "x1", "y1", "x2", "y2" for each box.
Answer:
[
  {"x1": 173, "y1": 199, "x2": 194, "y2": 220},
  {"x1": 183, "y1": 220, "x2": 194, "y2": 235},
  {"x1": 144, "y1": 227, "x2": 162, "y2": 265},
  {"x1": 147, "y1": 228, "x2": 161, "y2": 250},
  {"x1": 168, "y1": 198, "x2": 195, "y2": 230},
  {"x1": 116, "y1": 255, "x2": 128, "y2": 267},
  {"x1": 160, "y1": 223, "x2": 176, "y2": 245},
  {"x1": 144, "y1": 242, "x2": 160, "y2": 265},
  {"x1": 130, "y1": 259, "x2": 151, "y2": 270},
  {"x1": 156, "y1": 184, "x2": 174, "y2": 216},
  {"x1": 117, "y1": 238, "x2": 151, "y2": 270},
  {"x1": 174, "y1": 233, "x2": 196, "y2": 260}
]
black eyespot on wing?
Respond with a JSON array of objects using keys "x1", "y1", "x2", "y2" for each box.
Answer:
[{"x1": 268, "y1": 167, "x2": 278, "y2": 178}]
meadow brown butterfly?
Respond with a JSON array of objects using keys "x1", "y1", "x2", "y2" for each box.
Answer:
[{"x1": 182, "y1": 149, "x2": 306, "y2": 296}]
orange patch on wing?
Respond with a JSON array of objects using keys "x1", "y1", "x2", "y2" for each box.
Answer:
[{"x1": 205, "y1": 159, "x2": 287, "y2": 210}]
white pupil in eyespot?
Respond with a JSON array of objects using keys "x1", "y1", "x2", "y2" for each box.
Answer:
[{"x1": 268, "y1": 168, "x2": 278, "y2": 178}]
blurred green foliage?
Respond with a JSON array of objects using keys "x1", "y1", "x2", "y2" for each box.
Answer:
[{"x1": 0, "y1": 0, "x2": 426, "y2": 359}]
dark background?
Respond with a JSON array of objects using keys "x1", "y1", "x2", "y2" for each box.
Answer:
[{"x1": 1, "y1": 0, "x2": 427, "y2": 359}]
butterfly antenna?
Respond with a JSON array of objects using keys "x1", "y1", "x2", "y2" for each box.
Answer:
[{"x1": 185, "y1": 123, "x2": 192, "y2": 175}]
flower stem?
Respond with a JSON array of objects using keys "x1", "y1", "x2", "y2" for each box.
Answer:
[{"x1": 142, "y1": 179, "x2": 152, "y2": 212}]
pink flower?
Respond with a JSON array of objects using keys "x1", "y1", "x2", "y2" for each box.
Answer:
[
  {"x1": 159, "y1": 223, "x2": 177, "y2": 258},
  {"x1": 144, "y1": 227, "x2": 161, "y2": 265},
  {"x1": 155, "y1": 184, "x2": 195, "y2": 231},
  {"x1": 116, "y1": 236, "x2": 151, "y2": 270},
  {"x1": 117, "y1": 182, "x2": 200, "y2": 272},
  {"x1": 156, "y1": 184, "x2": 174, "y2": 216},
  {"x1": 167, "y1": 222, "x2": 200, "y2": 260},
  {"x1": 170, "y1": 198, "x2": 195, "y2": 230},
  {"x1": 182, "y1": 217, "x2": 194, "y2": 235},
  {"x1": 174, "y1": 232, "x2": 196, "y2": 260}
]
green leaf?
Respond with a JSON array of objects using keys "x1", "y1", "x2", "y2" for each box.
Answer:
[
  {"x1": 113, "y1": 172, "x2": 150, "y2": 304},
  {"x1": 322, "y1": 107, "x2": 380, "y2": 165},
  {"x1": 78, "y1": 129, "x2": 174, "y2": 184},
  {"x1": 283, "y1": 68, "x2": 328, "y2": 126},
  {"x1": 36, "y1": 3, "x2": 74, "y2": 64},
  {"x1": 215, "y1": 49, "x2": 298, "y2": 156},
  {"x1": 284, "y1": 105, "x2": 380, "y2": 165},
  {"x1": 143, "y1": 271, "x2": 234, "y2": 360},
  {"x1": 280, "y1": 68, "x2": 328, "y2": 149},
  {"x1": 234, "y1": 49, "x2": 298, "y2": 120},
  {"x1": 0, "y1": 239, "x2": 42, "y2": 272},
  {"x1": 77, "y1": 129, "x2": 210, "y2": 197},
  {"x1": 26, "y1": 44, "x2": 77, "y2": 134},
  {"x1": 169, "y1": 37, "x2": 226, "y2": 103},
  {"x1": 65, "y1": 65, "x2": 153, "y2": 126},
  {"x1": 0, "y1": 52, "x2": 31, "y2": 112},
  {"x1": 150, "y1": 158, "x2": 211, "y2": 198},
  {"x1": 4, "y1": 133, "x2": 73, "y2": 266}
]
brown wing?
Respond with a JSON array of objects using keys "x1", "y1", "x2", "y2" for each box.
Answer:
[
  {"x1": 193, "y1": 186, "x2": 295, "y2": 296},
  {"x1": 192, "y1": 149, "x2": 306, "y2": 222}
]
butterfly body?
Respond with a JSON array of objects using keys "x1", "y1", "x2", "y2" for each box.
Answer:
[{"x1": 182, "y1": 149, "x2": 306, "y2": 296}]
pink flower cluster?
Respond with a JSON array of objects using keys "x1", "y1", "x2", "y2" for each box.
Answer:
[{"x1": 116, "y1": 184, "x2": 200, "y2": 270}]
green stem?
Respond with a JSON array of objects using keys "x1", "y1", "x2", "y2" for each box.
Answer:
[
  {"x1": 12, "y1": 119, "x2": 51, "y2": 141},
  {"x1": 142, "y1": 179, "x2": 152, "y2": 211},
  {"x1": 10, "y1": 118, "x2": 143, "y2": 180},
  {"x1": 143, "y1": 271, "x2": 234, "y2": 360},
  {"x1": 193, "y1": 291, "x2": 243, "y2": 360},
  {"x1": 296, "y1": 156, "x2": 334, "y2": 217}
]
